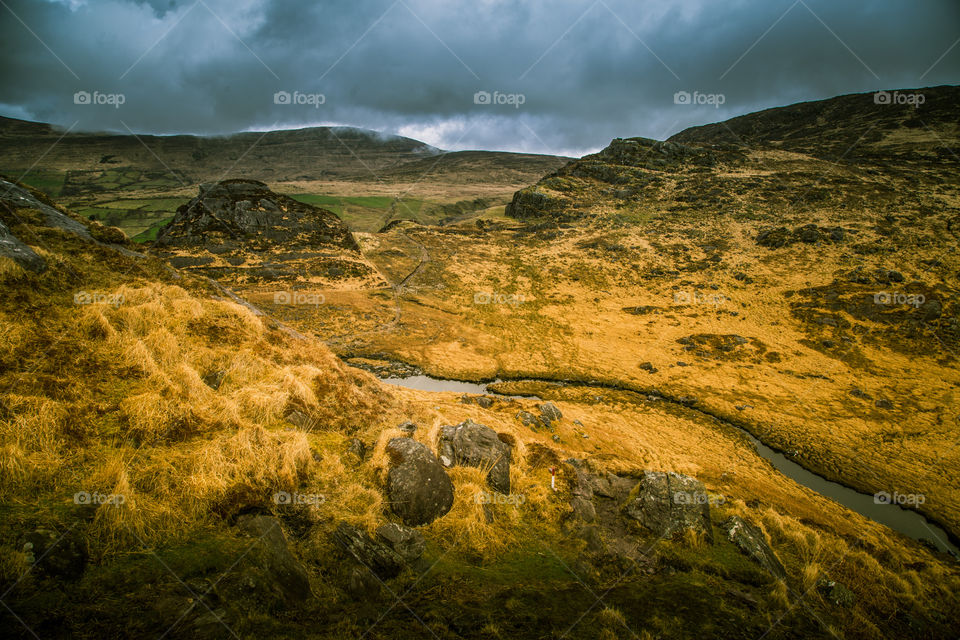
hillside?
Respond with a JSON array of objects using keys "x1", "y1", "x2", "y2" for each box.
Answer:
[{"x1": 2, "y1": 174, "x2": 959, "y2": 639}]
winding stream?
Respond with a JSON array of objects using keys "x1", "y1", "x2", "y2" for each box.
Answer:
[{"x1": 380, "y1": 373, "x2": 960, "y2": 558}]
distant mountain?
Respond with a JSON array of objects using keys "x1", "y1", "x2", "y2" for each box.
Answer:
[
  {"x1": 0, "y1": 116, "x2": 569, "y2": 188},
  {"x1": 506, "y1": 85, "x2": 959, "y2": 223}
]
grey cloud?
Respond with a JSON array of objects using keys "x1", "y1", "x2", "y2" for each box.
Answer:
[{"x1": 1, "y1": 0, "x2": 958, "y2": 155}]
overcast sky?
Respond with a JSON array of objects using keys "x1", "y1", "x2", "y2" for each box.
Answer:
[{"x1": 1, "y1": 0, "x2": 958, "y2": 156}]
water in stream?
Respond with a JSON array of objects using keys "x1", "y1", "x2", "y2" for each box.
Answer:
[{"x1": 381, "y1": 373, "x2": 959, "y2": 558}]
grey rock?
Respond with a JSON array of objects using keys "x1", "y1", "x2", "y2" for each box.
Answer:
[
  {"x1": 437, "y1": 419, "x2": 512, "y2": 494},
  {"x1": 236, "y1": 515, "x2": 312, "y2": 604},
  {"x1": 386, "y1": 438, "x2": 454, "y2": 526},
  {"x1": 722, "y1": 516, "x2": 786, "y2": 580},
  {"x1": 817, "y1": 578, "x2": 855, "y2": 607},
  {"x1": 622, "y1": 471, "x2": 713, "y2": 542},
  {"x1": 516, "y1": 410, "x2": 540, "y2": 429},
  {"x1": 346, "y1": 438, "x2": 367, "y2": 459},
  {"x1": 22, "y1": 528, "x2": 86, "y2": 580},
  {"x1": 538, "y1": 402, "x2": 563, "y2": 423},
  {"x1": 398, "y1": 420, "x2": 417, "y2": 435},
  {"x1": 375, "y1": 522, "x2": 426, "y2": 563},
  {"x1": 0, "y1": 219, "x2": 46, "y2": 272},
  {"x1": 333, "y1": 521, "x2": 403, "y2": 579}
]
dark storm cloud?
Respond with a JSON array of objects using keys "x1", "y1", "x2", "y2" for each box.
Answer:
[{"x1": 1, "y1": 0, "x2": 958, "y2": 155}]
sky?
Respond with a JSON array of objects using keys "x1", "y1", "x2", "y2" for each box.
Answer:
[{"x1": 1, "y1": 0, "x2": 958, "y2": 156}]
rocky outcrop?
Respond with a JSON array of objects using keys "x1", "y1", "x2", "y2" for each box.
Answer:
[
  {"x1": 386, "y1": 438, "x2": 455, "y2": 526},
  {"x1": 0, "y1": 218, "x2": 45, "y2": 272},
  {"x1": 155, "y1": 179, "x2": 359, "y2": 252},
  {"x1": 437, "y1": 419, "x2": 512, "y2": 494},
  {"x1": 622, "y1": 471, "x2": 714, "y2": 542},
  {"x1": 721, "y1": 516, "x2": 786, "y2": 580}
]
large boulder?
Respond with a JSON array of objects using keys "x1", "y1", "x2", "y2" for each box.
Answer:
[
  {"x1": 236, "y1": 515, "x2": 312, "y2": 606},
  {"x1": 386, "y1": 438, "x2": 455, "y2": 526},
  {"x1": 622, "y1": 471, "x2": 713, "y2": 542},
  {"x1": 721, "y1": 516, "x2": 786, "y2": 580},
  {"x1": 437, "y1": 419, "x2": 512, "y2": 494}
]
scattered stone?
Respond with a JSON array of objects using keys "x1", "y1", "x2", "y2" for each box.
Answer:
[
  {"x1": 22, "y1": 528, "x2": 86, "y2": 580},
  {"x1": 375, "y1": 523, "x2": 426, "y2": 563},
  {"x1": 346, "y1": 438, "x2": 367, "y2": 459},
  {"x1": 333, "y1": 521, "x2": 403, "y2": 580},
  {"x1": 875, "y1": 399, "x2": 893, "y2": 409},
  {"x1": 850, "y1": 388, "x2": 872, "y2": 400},
  {"x1": 817, "y1": 578, "x2": 855, "y2": 607},
  {"x1": 622, "y1": 471, "x2": 714, "y2": 542},
  {"x1": 639, "y1": 362, "x2": 658, "y2": 373},
  {"x1": 236, "y1": 515, "x2": 312, "y2": 604},
  {"x1": 398, "y1": 421, "x2": 417, "y2": 436},
  {"x1": 516, "y1": 411, "x2": 540, "y2": 429},
  {"x1": 437, "y1": 419, "x2": 512, "y2": 494},
  {"x1": 476, "y1": 396, "x2": 494, "y2": 409},
  {"x1": 386, "y1": 438, "x2": 454, "y2": 526},
  {"x1": 285, "y1": 410, "x2": 313, "y2": 430},
  {"x1": 721, "y1": 516, "x2": 786, "y2": 580},
  {"x1": 201, "y1": 369, "x2": 226, "y2": 390},
  {"x1": 538, "y1": 402, "x2": 563, "y2": 423}
]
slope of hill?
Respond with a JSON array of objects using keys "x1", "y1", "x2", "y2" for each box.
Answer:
[
  {"x1": 3, "y1": 175, "x2": 960, "y2": 639},
  {"x1": 259, "y1": 87, "x2": 960, "y2": 551}
]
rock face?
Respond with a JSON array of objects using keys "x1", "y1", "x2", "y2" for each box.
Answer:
[
  {"x1": 156, "y1": 179, "x2": 359, "y2": 252},
  {"x1": 622, "y1": 471, "x2": 714, "y2": 542},
  {"x1": 721, "y1": 516, "x2": 786, "y2": 579},
  {"x1": 236, "y1": 515, "x2": 312, "y2": 605},
  {"x1": 386, "y1": 438, "x2": 455, "y2": 526},
  {"x1": 437, "y1": 419, "x2": 512, "y2": 494}
]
